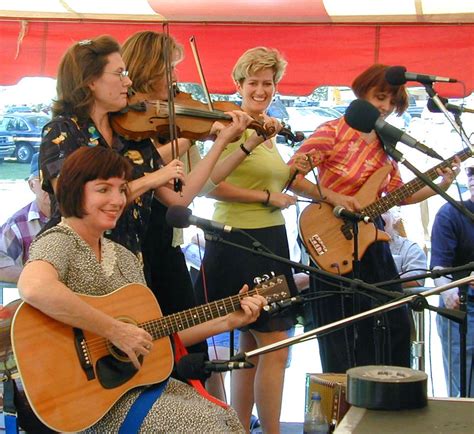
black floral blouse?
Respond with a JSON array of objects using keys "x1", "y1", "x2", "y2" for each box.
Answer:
[{"x1": 40, "y1": 114, "x2": 163, "y2": 261}]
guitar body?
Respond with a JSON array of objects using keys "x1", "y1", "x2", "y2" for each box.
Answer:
[
  {"x1": 299, "y1": 165, "x2": 392, "y2": 275},
  {"x1": 11, "y1": 283, "x2": 173, "y2": 433}
]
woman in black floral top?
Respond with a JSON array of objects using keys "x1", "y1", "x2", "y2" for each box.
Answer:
[
  {"x1": 40, "y1": 35, "x2": 186, "y2": 259},
  {"x1": 40, "y1": 35, "x2": 255, "y2": 262}
]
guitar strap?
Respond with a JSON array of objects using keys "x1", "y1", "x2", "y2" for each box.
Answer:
[
  {"x1": 118, "y1": 333, "x2": 228, "y2": 432},
  {"x1": 3, "y1": 378, "x2": 19, "y2": 434},
  {"x1": 118, "y1": 379, "x2": 169, "y2": 434},
  {"x1": 172, "y1": 333, "x2": 228, "y2": 409}
]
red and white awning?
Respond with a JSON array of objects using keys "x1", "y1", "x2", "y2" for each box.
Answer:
[{"x1": 0, "y1": 1, "x2": 473, "y2": 96}]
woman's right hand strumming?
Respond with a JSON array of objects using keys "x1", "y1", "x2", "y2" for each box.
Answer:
[
  {"x1": 107, "y1": 320, "x2": 154, "y2": 370},
  {"x1": 324, "y1": 190, "x2": 361, "y2": 211}
]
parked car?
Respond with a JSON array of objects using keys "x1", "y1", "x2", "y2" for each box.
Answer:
[
  {"x1": 286, "y1": 106, "x2": 339, "y2": 140},
  {"x1": 406, "y1": 104, "x2": 424, "y2": 118},
  {"x1": 0, "y1": 113, "x2": 50, "y2": 163},
  {"x1": 267, "y1": 98, "x2": 290, "y2": 123},
  {"x1": 0, "y1": 134, "x2": 15, "y2": 163},
  {"x1": 331, "y1": 104, "x2": 349, "y2": 115},
  {"x1": 5, "y1": 106, "x2": 33, "y2": 114}
]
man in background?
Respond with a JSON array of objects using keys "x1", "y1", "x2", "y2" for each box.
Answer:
[
  {"x1": 431, "y1": 162, "x2": 474, "y2": 396},
  {"x1": 382, "y1": 208, "x2": 427, "y2": 287},
  {"x1": 0, "y1": 153, "x2": 50, "y2": 283}
]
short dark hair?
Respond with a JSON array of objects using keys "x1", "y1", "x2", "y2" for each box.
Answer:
[
  {"x1": 53, "y1": 35, "x2": 121, "y2": 122},
  {"x1": 56, "y1": 146, "x2": 133, "y2": 218},
  {"x1": 352, "y1": 64, "x2": 409, "y2": 115}
]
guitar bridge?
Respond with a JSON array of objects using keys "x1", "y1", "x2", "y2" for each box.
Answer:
[
  {"x1": 308, "y1": 233, "x2": 328, "y2": 256},
  {"x1": 73, "y1": 328, "x2": 95, "y2": 381}
]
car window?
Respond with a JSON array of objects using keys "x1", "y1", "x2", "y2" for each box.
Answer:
[
  {"x1": 286, "y1": 106, "x2": 337, "y2": 136},
  {"x1": 27, "y1": 115, "x2": 49, "y2": 129},
  {"x1": 16, "y1": 119, "x2": 29, "y2": 131},
  {"x1": 6, "y1": 119, "x2": 16, "y2": 131}
]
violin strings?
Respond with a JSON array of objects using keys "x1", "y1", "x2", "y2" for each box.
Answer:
[{"x1": 143, "y1": 99, "x2": 230, "y2": 120}]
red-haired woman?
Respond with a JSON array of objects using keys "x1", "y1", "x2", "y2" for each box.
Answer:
[
  {"x1": 18, "y1": 146, "x2": 265, "y2": 432},
  {"x1": 290, "y1": 64, "x2": 459, "y2": 372}
]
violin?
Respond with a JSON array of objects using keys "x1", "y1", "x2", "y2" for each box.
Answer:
[{"x1": 111, "y1": 90, "x2": 300, "y2": 143}]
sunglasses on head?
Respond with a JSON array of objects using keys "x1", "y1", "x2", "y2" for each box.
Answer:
[{"x1": 467, "y1": 167, "x2": 474, "y2": 177}]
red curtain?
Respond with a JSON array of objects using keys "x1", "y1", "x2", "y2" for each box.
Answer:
[{"x1": 0, "y1": 20, "x2": 472, "y2": 96}]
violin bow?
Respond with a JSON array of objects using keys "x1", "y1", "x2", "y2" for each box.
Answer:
[
  {"x1": 189, "y1": 36, "x2": 214, "y2": 113},
  {"x1": 163, "y1": 22, "x2": 182, "y2": 193},
  {"x1": 190, "y1": 36, "x2": 268, "y2": 141}
]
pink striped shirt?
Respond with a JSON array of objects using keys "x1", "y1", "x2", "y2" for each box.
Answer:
[{"x1": 294, "y1": 117, "x2": 403, "y2": 196}]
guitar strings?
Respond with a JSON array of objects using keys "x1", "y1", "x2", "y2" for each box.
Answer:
[{"x1": 81, "y1": 284, "x2": 286, "y2": 357}]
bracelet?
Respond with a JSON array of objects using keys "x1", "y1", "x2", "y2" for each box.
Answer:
[
  {"x1": 240, "y1": 143, "x2": 252, "y2": 156},
  {"x1": 263, "y1": 189, "x2": 271, "y2": 206}
]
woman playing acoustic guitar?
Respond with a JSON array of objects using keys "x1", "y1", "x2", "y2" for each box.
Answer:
[{"x1": 16, "y1": 146, "x2": 266, "y2": 433}]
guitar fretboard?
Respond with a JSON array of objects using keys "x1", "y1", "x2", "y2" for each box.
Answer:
[
  {"x1": 362, "y1": 148, "x2": 472, "y2": 219},
  {"x1": 140, "y1": 289, "x2": 258, "y2": 340}
]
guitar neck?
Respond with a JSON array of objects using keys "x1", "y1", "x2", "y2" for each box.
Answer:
[
  {"x1": 140, "y1": 289, "x2": 257, "y2": 341},
  {"x1": 363, "y1": 148, "x2": 472, "y2": 218}
]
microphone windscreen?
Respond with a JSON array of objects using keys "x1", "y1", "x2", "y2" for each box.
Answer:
[
  {"x1": 385, "y1": 66, "x2": 408, "y2": 85},
  {"x1": 332, "y1": 205, "x2": 344, "y2": 217},
  {"x1": 175, "y1": 353, "x2": 208, "y2": 381},
  {"x1": 165, "y1": 205, "x2": 192, "y2": 228},
  {"x1": 344, "y1": 99, "x2": 380, "y2": 133},
  {"x1": 427, "y1": 97, "x2": 448, "y2": 113}
]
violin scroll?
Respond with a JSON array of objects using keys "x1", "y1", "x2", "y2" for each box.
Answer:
[{"x1": 278, "y1": 124, "x2": 305, "y2": 146}]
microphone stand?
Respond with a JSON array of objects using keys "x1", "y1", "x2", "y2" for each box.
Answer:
[
  {"x1": 230, "y1": 276, "x2": 472, "y2": 373},
  {"x1": 377, "y1": 263, "x2": 473, "y2": 396},
  {"x1": 204, "y1": 225, "x2": 401, "y2": 369},
  {"x1": 424, "y1": 84, "x2": 473, "y2": 151},
  {"x1": 380, "y1": 137, "x2": 474, "y2": 223},
  {"x1": 202, "y1": 231, "x2": 399, "y2": 301},
  {"x1": 346, "y1": 217, "x2": 386, "y2": 364},
  {"x1": 376, "y1": 262, "x2": 474, "y2": 288}
]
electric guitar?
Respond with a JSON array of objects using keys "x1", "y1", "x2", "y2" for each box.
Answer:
[
  {"x1": 11, "y1": 275, "x2": 289, "y2": 432},
  {"x1": 298, "y1": 148, "x2": 472, "y2": 275}
]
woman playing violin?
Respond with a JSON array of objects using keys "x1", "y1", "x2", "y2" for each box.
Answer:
[
  {"x1": 40, "y1": 35, "x2": 186, "y2": 258},
  {"x1": 120, "y1": 31, "x2": 276, "y2": 347},
  {"x1": 193, "y1": 47, "x2": 304, "y2": 433}
]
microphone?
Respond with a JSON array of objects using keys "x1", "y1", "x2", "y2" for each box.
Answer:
[
  {"x1": 345, "y1": 99, "x2": 444, "y2": 160},
  {"x1": 166, "y1": 205, "x2": 233, "y2": 233},
  {"x1": 176, "y1": 353, "x2": 254, "y2": 380},
  {"x1": 385, "y1": 66, "x2": 457, "y2": 85},
  {"x1": 333, "y1": 205, "x2": 371, "y2": 224},
  {"x1": 427, "y1": 97, "x2": 474, "y2": 115},
  {"x1": 263, "y1": 295, "x2": 304, "y2": 314}
]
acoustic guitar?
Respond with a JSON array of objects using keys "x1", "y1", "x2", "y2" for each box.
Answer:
[
  {"x1": 11, "y1": 275, "x2": 289, "y2": 432},
  {"x1": 299, "y1": 148, "x2": 472, "y2": 275}
]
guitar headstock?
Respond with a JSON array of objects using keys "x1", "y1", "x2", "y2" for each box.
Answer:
[{"x1": 252, "y1": 274, "x2": 290, "y2": 304}]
